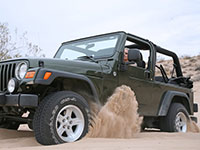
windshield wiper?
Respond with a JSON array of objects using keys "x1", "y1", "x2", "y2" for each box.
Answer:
[{"x1": 77, "y1": 56, "x2": 98, "y2": 63}]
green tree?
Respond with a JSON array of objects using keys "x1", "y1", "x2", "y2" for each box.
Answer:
[{"x1": 0, "y1": 22, "x2": 44, "y2": 61}]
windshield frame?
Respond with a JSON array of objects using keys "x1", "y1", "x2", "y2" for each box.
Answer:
[{"x1": 54, "y1": 32, "x2": 124, "y2": 60}]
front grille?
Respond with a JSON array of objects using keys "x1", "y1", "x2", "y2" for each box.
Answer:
[{"x1": 0, "y1": 62, "x2": 17, "y2": 92}]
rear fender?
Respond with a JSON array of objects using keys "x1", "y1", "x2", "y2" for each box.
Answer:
[{"x1": 158, "y1": 91, "x2": 192, "y2": 116}]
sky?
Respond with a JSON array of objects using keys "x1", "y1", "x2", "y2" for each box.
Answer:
[{"x1": 0, "y1": 0, "x2": 200, "y2": 58}]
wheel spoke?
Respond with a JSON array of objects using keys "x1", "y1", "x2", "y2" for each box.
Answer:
[
  {"x1": 176, "y1": 116, "x2": 180, "y2": 122},
  {"x1": 57, "y1": 125, "x2": 66, "y2": 136},
  {"x1": 71, "y1": 118, "x2": 82, "y2": 126},
  {"x1": 176, "y1": 126, "x2": 180, "y2": 131},
  {"x1": 65, "y1": 108, "x2": 73, "y2": 118},
  {"x1": 57, "y1": 114, "x2": 65, "y2": 123},
  {"x1": 67, "y1": 128, "x2": 75, "y2": 139},
  {"x1": 179, "y1": 121, "x2": 185, "y2": 127}
]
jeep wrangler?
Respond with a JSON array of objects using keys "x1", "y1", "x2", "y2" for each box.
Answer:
[{"x1": 0, "y1": 32, "x2": 198, "y2": 145}]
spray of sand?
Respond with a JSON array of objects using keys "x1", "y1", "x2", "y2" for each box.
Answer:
[
  {"x1": 187, "y1": 120, "x2": 200, "y2": 133},
  {"x1": 87, "y1": 85, "x2": 143, "y2": 138}
]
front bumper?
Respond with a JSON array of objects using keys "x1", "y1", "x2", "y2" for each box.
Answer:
[{"x1": 0, "y1": 93, "x2": 38, "y2": 107}]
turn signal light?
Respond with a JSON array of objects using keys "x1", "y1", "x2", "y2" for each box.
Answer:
[
  {"x1": 44, "y1": 72, "x2": 52, "y2": 80},
  {"x1": 25, "y1": 71, "x2": 36, "y2": 79}
]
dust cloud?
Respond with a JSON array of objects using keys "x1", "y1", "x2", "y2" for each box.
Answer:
[{"x1": 87, "y1": 85, "x2": 143, "y2": 138}]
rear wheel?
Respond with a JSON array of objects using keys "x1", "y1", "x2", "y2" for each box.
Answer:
[
  {"x1": 160, "y1": 103, "x2": 189, "y2": 132},
  {"x1": 33, "y1": 91, "x2": 90, "y2": 145}
]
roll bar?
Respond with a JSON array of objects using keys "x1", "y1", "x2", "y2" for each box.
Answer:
[{"x1": 154, "y1": 45, "x2": 183, "y2": 77}]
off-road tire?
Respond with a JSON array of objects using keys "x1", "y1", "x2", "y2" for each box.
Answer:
[
  {"x1": 33, "y1": 91, "x2": 90, "y2": 145},
  {"x1": 160, "y1": 103, "x2": 189, "y2": 132}
]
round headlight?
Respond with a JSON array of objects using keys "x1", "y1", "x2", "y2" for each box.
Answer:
[
  {"x1": 7, "y1": 78, "x2": 18, "y2": 93},
  {"x1": 15, "y1": 62, "x2": 28, "y2": 80}
]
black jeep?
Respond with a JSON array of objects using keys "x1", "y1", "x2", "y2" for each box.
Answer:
[{"x1": 0, "y1": 32, "x2": 198, "y2": 145}]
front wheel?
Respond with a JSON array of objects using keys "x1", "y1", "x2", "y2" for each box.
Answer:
[
  {"x1": 160, "y1": 103, "x2": 189, "y2": 132},
  {"x1": 33, "y1": 91, "x2": 90, "y2": 145}
]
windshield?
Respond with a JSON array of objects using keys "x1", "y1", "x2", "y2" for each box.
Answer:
[{"x1": 54, "y1": 34, "x2": 120, "y2": 60}]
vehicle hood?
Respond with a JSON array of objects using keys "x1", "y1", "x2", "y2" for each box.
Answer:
[{"x1": 1, "y1": 58, "x2": 103, "y2": 77}]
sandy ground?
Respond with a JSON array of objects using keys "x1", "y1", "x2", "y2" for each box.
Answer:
[
  {"x1": 0, "y1": 81, "x2": 200, "y2": 150},
  {"x1": 0, "y1": 130, "x2": 200, "y2": 150}
]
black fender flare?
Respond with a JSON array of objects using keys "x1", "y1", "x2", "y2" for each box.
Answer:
[
  {"x1": 157, "y1": 91, "x2": 192, "y2": 116},
  {"x1": 34, "y1": 68, "x2": 100, "y2": 105}
]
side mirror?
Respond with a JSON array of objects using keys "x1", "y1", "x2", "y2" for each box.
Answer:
[{"x1": 128, "y1": 49, "x2": 141, "y2": 62}]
